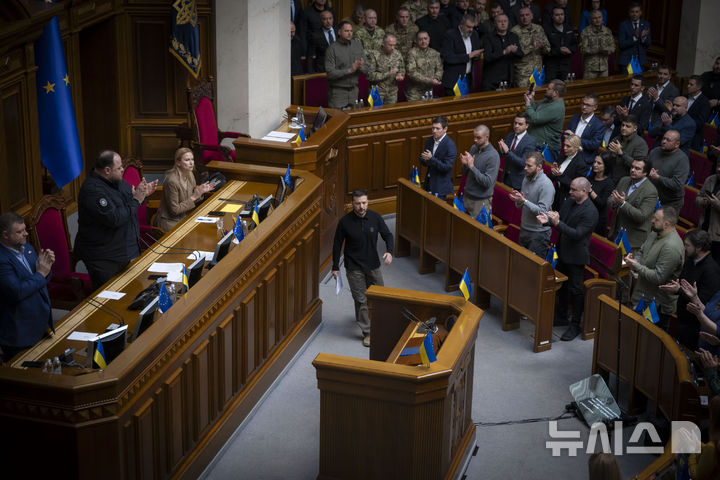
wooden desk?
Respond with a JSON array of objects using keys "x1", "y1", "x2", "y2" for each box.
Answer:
[
  {"x1": 313, "y1": 286, "x2": 483, "y2": 480},
  {"x1": 232, "y1": 107, "x2": 349, "y2": 273},
  {"x1": 591, "y1": 295, "x2": 704, "y2": 424},
  {"x1": 396, "y1": 179, "x2": 563, "y2": 352},
  {"x1": 0, "y1": 165, "x2": 323, "y2": 479}
]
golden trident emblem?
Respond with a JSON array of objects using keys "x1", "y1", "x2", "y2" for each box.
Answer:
[{"x1": 173, "y1": 0, "x2": 198, "y2": 27}]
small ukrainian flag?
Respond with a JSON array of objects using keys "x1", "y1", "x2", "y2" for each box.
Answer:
[
  {"x1": 252, "y1": 203, "x2": 260, "y2": 226},
  {"x1": 459, "y1": 267, "x2": 471, "y2": 301},
  {"x1": 94, "y1": 340, "x2": 107, "y2": 369},
  {"x1": 419, "y1": 332, "x2": 437, "y2": 364}
]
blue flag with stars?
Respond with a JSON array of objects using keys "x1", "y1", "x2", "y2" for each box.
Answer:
[
  {"x1": 34, "y1": 17, "x2": 83, "y2": 189},
  {"x1": 284, "y1": 165, "x2": 293, "y2": 191},
  {"x1": 233, "y1": 215, "x2": 244, "y2": 243},
  {"x1": 158, "y1": 282, "x2": 173, "y2": 314}
]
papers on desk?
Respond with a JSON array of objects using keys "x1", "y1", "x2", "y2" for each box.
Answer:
[
  {"x1": 97, "y1": 290, "x2": 126, "y2": 300},
  {"x1": 68, "y1": 331, "x2": 100, "y2": 342},
  {"x1": 220, "y1": 203, "x2": 242, "y2": 213},
  {"x1": 148, "y1": 262, "x2": 184, "y2": 273},
  {"x1": 196, "y1": 216, "x2": 219, "y2": 223},
  {"x1": 261, "y1": 131, "x2": 296, "y2": 142},
  {"x1": 166, "y1": 270, "x2": 184, "y2": 283},
  {"x1": 187, "y1": 251, "x2": 214, "y2": 261}
]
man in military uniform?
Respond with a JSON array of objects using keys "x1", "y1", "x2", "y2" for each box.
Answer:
[
  {"x1": 405, "y1": 30, "x2": 443, "y2": 101},
  {"x1": 385, "y1": 7, "x2": 419, "y2": 58},
  {"x1": 354, "y1": 9, "x2": 384, "y2": 55},
  {"x1": 341, "y1": 5, "x2": 365, "y2": 34},
  {"x1": 75, "y1": 150, "x2": 158, "y2": 290},
  {"x1": 580, "y1": 10, "x2": 615, "y2": 79},
  {"x1": 366, "y1": 34, "x2": 406, "y2": 104},
  {"x1": 326, "y1": 21, "x2": 368, "y2": 109},
  {"x1": 401, "y1": 0, "x2": 428, "y2": 23},
  {"x1": 510, "y1": 6, "x2": 549, "y2": 88}
]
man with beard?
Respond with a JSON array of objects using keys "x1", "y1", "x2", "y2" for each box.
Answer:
[
  {"x1": 75, "y1": 150, "x2": 157, "y2": 290},
  {"x1": 524, "y1": 78, "x2": 566, "y2": 155},
  {"x1": 354, "y1": 9, "x2": 384, "y2": 54},
  {"x1": 608, "y1": 158, "x2": 658, "y2": 252},
  {"x1": 326, "y1": 21, "x2": 368, "y2": 109},
  {"x1": 441, "y1": 14, "x2": 483, "y2": 96},
  {"x1": 308, "y1": 10, "x2": 336, "y2": 72},
  {"x1": 606, "y1": 115, "x2": 648, "y2": 183},
  {"x1": 626, "y1": 206, "x2": 684, "y2": 331},
  {"x1": 565, "y1": 93, "x2": 604, "y2": 163},
  {"x1": 509, "y1": 151, "x2": 554, "y2": 258},
  {"x1": 647, "y1": 130, "x2": 689, "y2": 213},
  {"x1": 498, "y1": 112, "x2": 536, "y2": 190},
  {"x1": 481, "y1": 13, "x2": 522, "y2": 91},
  {"x1": 648, "y1": 96, "x2": 696, "y2": 155},
  {"x1": 405, "y1": 30, "x2": 444, "y2": 101}
]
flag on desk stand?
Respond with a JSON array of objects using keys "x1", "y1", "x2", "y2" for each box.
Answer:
[
  {"x1": 542, "y1": 144, "x2": 554, "y2": 164},
  {"x1": 654, "y1": 199, "x2": 662, "y2": 213},
  {"x1": 93, "y1": 339, "x2": 108, "y2": 369},
  {"x1": 702, "y1": 141, "x2": 708, "y2": 155},
  {"x1": 459, "y1": 268, "x2": 471, "y2": 301},
  {"x1": 34, "y1": 17, "x2": 83, "y2": 189},
  {"x1": 476, "y1": 205, "x2": 493, "y2": 229},
  {"x1": 367, "y1": 86, "x2": 383, "y2": 108},
  {"x1": 158, "y1": 282, "x2": 173, "y2": 314},
  {"x1": 614, "y1": 228, "x2": 632, "y2": 256},
  {"x1": 411, "y1": 166, "x2": 421, "y2": 186},
  {"x1": 686, "y1": 171, "x2": 696, "y2": 187},
  {"x1": 644, "y1": 298, "x2": 660, "y2": 324},
  {"x1": 284, "y1": 165, "x2": 293, "y2": 191},
  {"x1": 252, "y1": 203, "x2": 260, "y2": 226},
  {"x1": 546, "y1": 244, "x2": 558, "y2": 268},
  {"x1": 453, "y1": 194, "x2": 465, "y2": 212},
  {"x1": 453, "y1": 75, "x2": 469, "y2": 96},
  {"x1": 419, "y1": 332, "x2": 437, "y2": 365},
  {"x1": 233, "y1": 215, "x2": 245, "y2": 243},
  {"x1": 709, "y1": 112, "x2": 719, "y2": 128},
  {"x1": 170, "y1": 0, "x2": 201, "y2": 78},
  {"x1": 294, "y1": 126, "x2": 305, "y2": 146},
  {"x1": 182, "y1": 265, "x2": 190, "y2": 296},
  {"x1": 626, "y1": 56, "x2": 641, "y2": 75}
]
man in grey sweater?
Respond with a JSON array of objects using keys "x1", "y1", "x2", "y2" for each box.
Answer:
[
  {"x1": 647, "y1": 129, "x2": 689, "y2": 213},
  {"x1": 326, "y1": 21, "x2": 368, "y2": 109},
  {"x1": 510, "y1": 151, "x2": 555, "y2": 258},
  {"x1": 460, "y1": 124, "x2": 500, "y2": 218}
]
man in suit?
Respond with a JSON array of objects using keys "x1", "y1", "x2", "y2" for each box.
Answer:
[
  {"x1": 290, "y1": 0, "x2": 305, "y2": 45},
  {"x1": 565, "y1": 93, "x2": 604, "y2": 163},
  {"x1": 608, "y1": 158, "x2": 658, "y2": 252},
  {"x1": 686, "y1": 75, "x2": 713, "y2": 151},
  {"x1": 497, "y1": 112, "x2": 536, "y2": 190},
  {"x1": 537, "y1": 176, "x2": 598, "y2": 341},
  {"x1": 626, "y1": 206, "x2": 685, "y2": 330},
  {"x1": 308, "y1": 10, "x2": 335, "y2": 73},
  {"x1": 441, "y1": 13, "x2": 483, "y2": 96},
  {"x1": 648, "y1": 96, "x2": 696, "y2": 155},
  {"x1": 615, "y1": 75, "x2": 652, "y2": 135},
  {"x1": 460, "y1": 124, "x2": 500, "y2": 217},
  {"x1": 646, "y1": 65, "x2": 680, "y2": 128},
  {"x1": 303, "y1": 0, "x2": 335, "y2": 58},
  {"x1": 290, "y1": 22, "x2": 305, "y2": 76},
  {"x1": 617, "y1": 2, "x2": 651, "y2": 72},
  {"x1": 481, "y1": 13, "x2": 522, "y2": 91},
  {"x1": 420, "y1": 115, "x2": 458, "y2": 197},
  {"x1": 0, "y1": 212, "x2": 55, "y2": 362}
]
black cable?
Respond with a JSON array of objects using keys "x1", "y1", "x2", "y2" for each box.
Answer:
[{"x1": 474, "y1": 410, "x2": 577, "y2": 427}]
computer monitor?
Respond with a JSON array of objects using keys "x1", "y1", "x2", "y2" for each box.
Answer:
[
  {"x1": 88, "y1": 324, "x2": 128, "y2": 369},
  {"x1": 273, "y1": 176, "x2": 287, "y2": 208},
  {"x1": 257, "y1": 195, "x2": 274, "y2": 222},
  {"x1": 208, "y1": 230, "x2": 234, "y2": 269},
  {"x1": 131, "y1": 297, "x2": 158, "y2": 342},
  {"x1": 313, "y1": 106, "x2": 328, "y2": 131},
  {"x1": 187, "y1": 255, "x2": 206, "y2": 288}
]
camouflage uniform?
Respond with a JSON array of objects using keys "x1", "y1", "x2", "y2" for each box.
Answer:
[
  {"x1": 366, "y1": 48, "x2": 406, "y2": 104},
  {"x1": 581, "y1": 25, "x2": 616, "y2": 79},
  {"x1": 354, "y1": 26, "x2": 385, "y2": 55},
  {"x1": 341, "y1": 17, "x2": 364, "y2": 35},
  {"x1": 511, "y1": 23, "x2": 550, "y2": 87},
  {"x1": 401, "y1": 0, "x2": 428, "y2": 23},
  {"x1": 475, "y1": 10, "x2": 489, "y2": 25},
  {"x1": 405, "y1": 46, "x2": 443, "y2": 101},
  {"x1": 385, "y1": 23, "x2": 419, "y2": 57}
]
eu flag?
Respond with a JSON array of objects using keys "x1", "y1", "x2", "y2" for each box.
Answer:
[
  {"x1": 158, "y1": 282, "x2": 173, "y2": 314},
  {"x1": 34, "y1": 17, "x2": 83, "y2": 189},
  {"x1": 686, "y1": 171, "x2": 695, "y2": 187},
  {"x1": 284, "y1": 165, "x2": 293, "y2": 191},
  {"x1": 459, "y1": 268, "x2": 471, "y2": 301},
  {"x1": 476, "y1": 205, "x2": 493, "y2": 229},
  {"x1": 542, "y1": 144, "x2": 554, "y2": 164},
  {"x1": 170, "y1": 0, "x2": 201, "y2": 78},
  {"x1": 233, "y1": 215, "x2": 245, "y2": 243},
  {"x1": 634, "y1": 295, "x2": 646, "y2": 314}
]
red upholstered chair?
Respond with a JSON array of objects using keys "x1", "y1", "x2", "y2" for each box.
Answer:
[
  {"x1": 357, "y1": 72, "x2": 369, "y2": 104},
  {"x1": 304, "y1": 73, "x2": 330, "y2": 107},
  {"x1": 186, "y1": 77, "x2": 249, "y2": 164},
  {"x1": 570, "y1": 51, "x2": 583, "y2": 79},
  {"x1": 504, "y1": 223, "x2": 521, "y2": 244},
  {"x1": 679, "y1": 185, "x2": 702, "y2": 229},
  {"x1": 122, "y1": 157, "x2": 164, "y2": 248},
  {"x1": 26, "y1": 195, "x2": 92, "y2": 309},
  {"x1": 705, "y1": 123, "x2": 718, "y2": 146},
  {"x1": 644, "y1": 134, "x2": 656, "y2": 151},
  {"x1": 492, "y1": 182, "x2": 522, "y2": 226},
  {"x1": 586, "y1": 233, "x2": 622, "y2": 280},
  {"x1": 688, "y1": 150, "x2": 713, "y2": 187}
]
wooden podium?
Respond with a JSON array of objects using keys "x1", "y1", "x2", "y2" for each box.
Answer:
[{"x1": 313, "y1": 286, "x2": 483, "y2": 480}]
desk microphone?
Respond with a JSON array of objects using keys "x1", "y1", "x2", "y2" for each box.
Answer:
[
  {"x1": 139, "y1": 235, "x2": 199, "y2": 260},
  {"x1": 86, "y1": 297, "x2": 126, "y2": 326},
  {"x1": 402, "y1": 307, "x2": 438, "y2": 334}
]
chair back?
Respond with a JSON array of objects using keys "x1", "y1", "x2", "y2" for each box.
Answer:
[
  {"x1": 688, "y1": 150, "x2": 712, "y2": 187},
  {"x1": 122, "y1": 157, "x2": 150, "y2": 228},
  {"x1": 704, "y1": 123, "x2": 718, "y2": 147},
  {"x1": 492, "y1": 183, "x2": 522, "y2": 226},
  {"x1": 679, "y1": 185, "x2": 701, "y2": 228},
  {"x1": 504, "y1": 223, "x2": 521, "y2": 244},
  {"x1": 305, "y1": 74, "x2": 329, "y2": 107},
  {"x1": 27, "y1": 195, "x2": 73, "y2": 279},
  {"x1": 588, "y1": 233, "x2": 621, "y2": 279}
]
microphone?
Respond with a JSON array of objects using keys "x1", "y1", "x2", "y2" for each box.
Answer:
[
  {"x1": 86, "y1": 296, "x2": 126, "y2": 326},
  {"x1": 138, "y1": 235, "x2": 200, "y2": 259},
  {"x1": 402, "y1": 307, "x2": 438, "y2": 334}
]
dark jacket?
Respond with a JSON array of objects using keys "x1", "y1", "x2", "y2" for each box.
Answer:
[
  {"x1": 648, "y1": 113, "x2": 696, "y2": 156},
  {"x1": 550, "y1": 153, "x2": 588, "y2": 210},
  {"x1": 308, "y1": 28, "x2": 334, "y2": 73},
  {"x1": 566, "y1": 113, "x2": 605, "y2": 161},
  {"x1": 0, "y1": 243, "x2": 53, "y2": 348},
  {"x1": 555, "y1": 197, "x2": 598, "y2": 265},
  {"x1": 75, "y1": 171, "x2": 141, "y2": 264},
  {"x1": 416, "y1": 14, "x2": 452, "y2": 52},
  {"x1": 617, "y1": 18, "x2": 651, "y2": 67},
  {"x1": 441, "y1": 27, "x2": 482, "y2": 89},
  {"x1": 502, "y1": 131, "x2": 536, "y2": 190},
  {"x1": 421, "y1": 134, "x2": 458, "y2": 196},
  {"x1": 544, "y1": 23, "x2": 578, "y2": 72},
  {"x1": 650, "y1": 81, "x2": 680, "y2": 127},
  {"x1": 687, "y1": 93, "x2": 712, "y2": 151},
  {"x1": 332, "y1": 210, "x2": 393, "y2": 272},
  {"x1": 615, "y1": 94, "x2": 653, "y2": 134},
  {"x1": 481, "y1": 30, "x2": 523, "y2": 91}
]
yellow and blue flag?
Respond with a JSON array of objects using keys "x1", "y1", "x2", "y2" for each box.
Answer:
[
  {"x1": 686, "y1": 171, "x2": 696, "y2": 187},
  {"x1": 93, "y1": 339, "x2": 107, "y2": 369},
  {"x1": 654, "y1": 198, "x2": 661, "y2": 213},
  {"x1": 585, "y1": 166, "x2": 593, "y2": 177},
  {"x1": 34, "y1": 17, "x2": 83, "y2": 189},
  {"x1": 233, "y1": 215, "x2": 245, "y2": 243},
  {"x1": 614, "y1": 228, "x2": 632, "y2": 256},
  {"x1": 411, "y1": 166, "x2": 421, "y2": 185},
  {"x1": 294, "y1": 126, "x2": 305, "y2": 145},
  {"x1": 284, "y1": 165, "x2": 293, "y2": 191},
  {"x1": 419, "y1": 332, "x2": 437, "y2": 364},
  {"x1": 453, "y1": 76, "x2": 462, "y2": 96},
  {"x1": 709, "y1": 112, "x2": 719, "y2": 128},
  {"x1": 546, "y1": 244, "x2": 558, "y2": 268},
  {"x1": 367, "y1": 86, "x2": 383, "y2": 108},
  {"x1": 702, "y1": 141, "x2": 708, "y2": 155},
  {"x1": 634, "y1": 295, "x2": 646, "y2": 314},
  {"x1": 182, "y1": 265, "x2": 189, "y2": 296},
  {"x1": 252, "y1": 203, "x2": 260, "y2": 225},
  {"x1": 542, "y1": 144, "x2": 554, "y2": 164},
  {"x1": 453, "y1": 194, "x2": 465, "y2": 212},
  {"x1": 644, "y1": 298, "x2": 660, "y2": 324},
  {"x1": 453, "y1": 76, "x2": 469, "y2": 96},
  {"x1": 601, "y1": 138, "x2": 607, "y2": 149},
  {"x1": 632, "y1": 56, "x2": 642, "y2": 74},
  {"x1": 459, "y1": 268, "x2": 471, "y2": 301},
  {"x1": 158, "y1": 282, "x2": 173, "y2": 314},
  {"x1": 476, "y1": 205, "x2": 493, "y2": 229},
  {"x1": 170, "y1": 0, "x2": 201, "y2": 78}
]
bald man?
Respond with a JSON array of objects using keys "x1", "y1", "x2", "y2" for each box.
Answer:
[
  {"x1": 647, "y1": 96, "x2": 696, "y2": 155},
  {"x1": 648, "y1": 129, "x2": 690, "y2": 213},
  {"x1": 537, "y1": 176, "x2": 598, "y2": 341}
]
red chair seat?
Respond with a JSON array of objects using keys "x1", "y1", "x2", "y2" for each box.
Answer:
[
  {"x1": 688, "y1": 150, "x2": 713, "y2": 187},
  {"x1": 588, "y1": 234, "x2": 621, "y2": 279},
  {"x1": 492, "y1": 183, "x2": 522, "y2": 226},
  {"x1": 679, "y1": 186, "x2": 701, "y2": 228}
]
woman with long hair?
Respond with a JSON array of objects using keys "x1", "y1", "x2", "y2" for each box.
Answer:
[
  {"x1": 588, "y1": 152, "x2": 615, "y2": 235},
  {"x1": 154, "y1": 148, "x2": 215, "y2": 231}
]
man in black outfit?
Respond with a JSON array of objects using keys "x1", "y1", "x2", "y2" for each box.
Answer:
[
  {"x1": 481, "y1": 13, "x2": 522, "y2": 91},
  {"x1": 615, "y1": 74, "x2": 653, "y2": 135},
  {"x1": 441, "y1": 13, "x2": 483, "y2": 96},
  {"x1": 75, "y1": 150, "x2": 157, "y2": 290},
  {"x1": 416, "y1": 0, "x2": 452, "y2": 52},
  {"x1": 686, "y1": 75, "x2": 713, "y2": 151},
  {"x1": 537, "y1": 176, "x2": 598, "y2": 341},
  {"x1": 332, "y1": 189, "x2": 394, "y2": 348},
  {"x1": 543, "y1": 5, "x2": 577, "y2": 82}
]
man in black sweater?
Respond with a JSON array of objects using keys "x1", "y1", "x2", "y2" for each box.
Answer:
[{"x1": 332, "y1": 189, "x2": 394, "y2": 347}]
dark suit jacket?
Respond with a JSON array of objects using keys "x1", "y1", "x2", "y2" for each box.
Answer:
[
  {"x1": 555, "y1": 197, "x2": 598, "y2": 265},
  {"x1": 616, "y1": 94, "x2": 653, "y2": 134},
  {"x1": 441, "y1": 27, "x2": 482, "y2": 89},
  {"x1": 416, "y1": 14, "x2": 452, "y2": 52},
  {"x1": 291, "y1": 36, "x2": 305, "y2": 76},
  {"x1": 566, "y1": 114, "x2": 605, "y2": 161},
  {"x1": 550, "y1": 153, "x2": 589, "y2": 210},
  {"x1": 291, "y1": 0, "x2": 305, "y2": 43},
  {"x1": 421, "y1": 135, "x2": 458, "y2": 196},
  {"x1": 617, "y1": 18, "x2": 651, "y2": 67},
  {"x1": 650, "y1": 81, "x2": 680, "y2": 127},
  {"x1": 308, "y1": 29, "x2": 334, "y2": 73},
  {"x1": 0, "y1": 243, "x2": 53, "y2": 348},
  {"x1": 502, "y1": 131, "x2": 536, "y2": 190},
  {"x1": 648, "y1": 113, "x2": 696, "y2": 155},
  {"x1": 481, "y1": 30, "x2": 523, "y2": 91},
  {"x1": 687, "y1": 93, "x2": 712, "y2": 150},
  {"x1": 609, "y1": 176, "x2": 658, "y2": 251}
]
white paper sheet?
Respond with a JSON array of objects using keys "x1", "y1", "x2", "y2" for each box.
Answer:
[
  {"x1": 265, "y1": 130, "x2": 296, "y2": 140},
  {"x1": 336, "y1": 274, "x2": 343, "y2": 295},
  {"x1": 187, "y1": 251, "x2": 214, "y2": 261},
  {"x1": 96, "y1": 290, "x2": 126, "y2": 300},
  {"x1": 68, "y1": 331, "x2": 99, "y2": 342},
  {"x1": 148, "y1": 262, "x2": 184, "y2": 273},
  {"x1": 166, "y1": 271, "x2": 184, "y2": 283},
  {"x1": 196, "y1": 216, "x2": 219, "y2": 223}
]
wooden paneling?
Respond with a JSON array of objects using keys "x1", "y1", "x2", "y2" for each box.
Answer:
[
  {"x1": 241, "y1": 291, "x2": 258, "y2": 383},
  {"x1": 164, "y1": 367, "x2": 186, "y2": 473},
  {"x1": 1, "y1": 85, "x2": 30, "y2": 210}
]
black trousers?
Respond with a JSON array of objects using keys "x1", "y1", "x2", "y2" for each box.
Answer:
[
  {"x1": 555, "y1": 260, "x2": 585, "y2": 324},
  {"x1": 84, "y1": 258, "x2": 130, "y2": 291}
]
